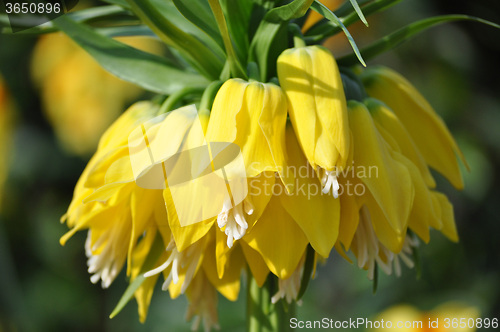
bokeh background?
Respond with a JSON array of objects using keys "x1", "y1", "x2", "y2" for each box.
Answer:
[{"x1": 0, "y1": 0, "x2": 499, "y2": 331}]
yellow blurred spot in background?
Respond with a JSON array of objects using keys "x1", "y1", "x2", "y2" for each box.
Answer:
[
  {"x1": 31, "y1": 33, "x2": 164, "y2": 156},
  {"x1": 371, "y1": 302, "x2": 480, "y2": 332}
]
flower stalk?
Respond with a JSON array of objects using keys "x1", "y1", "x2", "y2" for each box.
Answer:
[{"x1": 247, "y1": 272, "x2": 295, "y2": 332}]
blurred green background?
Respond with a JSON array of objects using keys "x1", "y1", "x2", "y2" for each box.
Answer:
[{"x1": 0, "y1": 0, "x2": 499, "y2": 331}]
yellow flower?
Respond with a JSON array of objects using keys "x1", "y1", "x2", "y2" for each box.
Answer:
[
  {"x1": 278, "y1": 45, "x2": 350, "y2": 198},
  {"x1": 61, "y1": 101, "x2": 162, "y2": 284},
  {"x1": 31, "y1": 33, "x2": 164, "y2": 156},
  {"x1": 0, "y1": 74, "x2": 15, "y2": 212},
  {"x1": 336, "y1": 99, "x2": 460, "y2": 279},
  {"x1": 244, "y1": 125, "x2": 339, "y2": 281},
  {"x1": 360, "y1": 66, "x2": 469, "y2": 189},
  {"x1": 204, "y1": 78, "x2": 292, "y2": 248},
  {"x1": 62, "y1": 101, "x2": 245, "y2": 327}
]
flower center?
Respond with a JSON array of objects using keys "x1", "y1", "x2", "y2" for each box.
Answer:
[
  {"x1": 86, "y1": 228, "x2": 128, "y2": 289},
  {"x1": 354, "y1": 206, "x2": 418, "y2": 279},
  {"x1": 321, "y1": 168, "x2": 340, "y2": 198},
  {"x1": 271, "y1": 256, "x2": 305, "y2": 305},
  {"x1": 217, "y1": 198, "x2": 254, "y2": 248},
  {"x1": 144, "y1": 238, "x2": 202, "y2": 294}
]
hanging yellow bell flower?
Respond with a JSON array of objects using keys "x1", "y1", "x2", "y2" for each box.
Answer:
[
  {"x1": 336, "y1": 100, "x2": 459, "y2": 279},
  {"x1": 61, "y1": 101, "x2": 164, "y2": 288},
  {"x1": 360, "y1": 66, "x2": 469, "y2": 189},
  {"x1": 204, "y1": 78, "x2": 292, "y2": 248},
  {"x1": 277, "y1": 45, "x2": 350, "y2": 198}
]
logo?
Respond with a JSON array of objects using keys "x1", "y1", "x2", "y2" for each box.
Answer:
[{"x1": 128, "y1": 105, "x2": 248, "y2": 227}]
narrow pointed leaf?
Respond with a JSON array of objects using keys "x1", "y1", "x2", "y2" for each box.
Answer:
[
  {"x1": 249, "y1": 0, "x2": 314, "y2": 80},
  {"x1": 126, "y1": 0, "x2": 224, "y2": 79},
  {"x1": 305, "y1": 0, "x2": 402, "y2": 38},
  {"x1": 339, "y1": 15, "x2": 500, "y2": 66},
  {"x1": 52, "y1": 15, "x2": 208, "y2": 94},
  {"x1": 173, "y1": 0, "x2": 224, "y2": 49},
  {"x1": 310, "y1": 0, "x2": 366, "y2": 66},
  {"x1": 349, "y1": 0, "x2": 369, "y2": 26}
]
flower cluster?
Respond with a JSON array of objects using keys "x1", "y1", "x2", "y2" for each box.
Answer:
[{"x1": 62, "y1": 44, "x2": 466, "y2": 330}]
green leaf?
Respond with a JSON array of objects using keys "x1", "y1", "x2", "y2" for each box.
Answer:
[
  {"x1": 310, "y1": 0, "x2": 366, "y2": 66},
  {"x1": 335, "y1": 0, "x2": 371, "y2": 17},
  {"x1": 100, "y1": 0, "x2": 131, "y2": 8},
  {"x1": 349, "y1": 0, "x2": 368, "y2": 26},
  {"x1": 126, "y1": 0, "x2": 224, "y2": 79},
  {"x1": 220, "y1": 0, "x2": 253, "y2": 64},
  {"x1": 305, "y1": 0, "x2": 401, "y2": 38},
  {"x1": 208, "y1": 0, "x2": 247, "y2": 78},
  {"x1": 1, "y1": 5, "x2": 134, "y2": 34},
  {"x1": 338, "y1": 14, "x2": 500, "y2": 67},
  {"x1": 172, "y1": 0, "x2": 224, "y2": 49},
  {"x1": 52, "y1": 15, "x2": 208, "y2": 94},
  {"x1": 297, "y1": 245, "x2": 315, "y2": 301},
  {"x1": 249, "y1": 0, "x2": 314, "y2": 81},
  {"x1": 109, "y1": 233, "x2": 164, "y2": 319},
  {"x1": 95, "y1": 25, "x2": 156, "y2": 38},
  {"x1": 372, "y1": 263, "x2": 378, "y2": 294}
]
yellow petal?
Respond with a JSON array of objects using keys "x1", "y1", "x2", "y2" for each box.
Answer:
[
  {"x1": 131, "y1": 227, "x2": 161, "y2": 323},
  {"x1": 243, "y1": 194, "x2": 308, "y2": 279},
  {"x1": 206, "y1": 79, "x2": 290, "y2": 186},
  {"x1": 337, "y1": 177, "x2": 361, "y2": 251},
  {"x1": 163, "y1": 185, "x2": 215, "y2": 252},
  {"x1": 127, "y1": 188, "x2": 158, "y2": 275},
  {"x1": 392, "y1": 153, "x2": 434, "y2": 244},
  {"x1": 348, "y1": 101, "x2": 414, "y2": 236},
  {"x1": 278, "y1": 45, "x2": 350, "y2": 170},
  {"x1": 240, "y1": 241, "x2": 270, "y2": 287},
  {"x1": 361, "y1": 192, "x2": 406, "y2": 253},
  {"x1": 367, "y1": 99, "x2": 436, "y2": 188},
  {"x1": 279, "y1": 125, "x2": 340, "y2": 258},
  {"x1": 432, "y1": 192, "x2": 459, "y2": 242},
  {"x1": 361, "y1": 66, "x2": 467, "y2": 189},
  {"x1": 202, "y1": 239, "x2": 243, "y2": 301}
]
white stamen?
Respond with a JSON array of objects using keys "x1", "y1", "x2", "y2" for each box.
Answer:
[
  {"x1": 85, "y1": 229, "x2": 127, "y2": 289},
  {"x1": 217, "y1": 199, "x2": 252, "y2": 248},
  {"x1": 353, "y1": 206, "x2": 419, "y2": 280},
  {"x1": 271, "y1": 256, "x2": 305, "y2": 305},
  {"x1": 321, "y1": 169, "x2": 340, "y2": 198},
  {"x1": 144, "y1": 239, "x2": 202, "y2": 295}
]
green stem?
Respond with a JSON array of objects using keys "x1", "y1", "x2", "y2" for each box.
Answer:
[
  {"x1": 289, "y1": 23, "x2": 306, "y2": 48},
  {"x1": 247, "y1": 272, "x2": 294, "y2": 332},
  {"x1": 158, "y1": 86, "x2": 205, "y2": 114},
  {"x1": 208, "y1": 0, "x2": 247, "y2": 79},
  {"x1": 125, "y1": 0, "x2": 223, "y2": 80},
  {"x1": 199, "y1": 80, "x2": 224, "y2": 112}
]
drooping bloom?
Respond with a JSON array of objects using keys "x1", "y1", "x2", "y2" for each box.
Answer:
[
  {"x1": 243, "y1": 124, "x2": 339, "y2": 285},
  {"x1": 360, "y1": 66, "x2": 469, "y2": 189},
  {"x1": 336, "y1": 97, "x2": 462, "y2": 279},
  {"x1": 204, "y1": 78, "x2": 292, "y2": 248},
  {"x1": 62, "y1": 100, "x2": 253, "y2": 329},
  {"x1": 277, "y1": 45, "x2": 351, "y2": 198}
]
